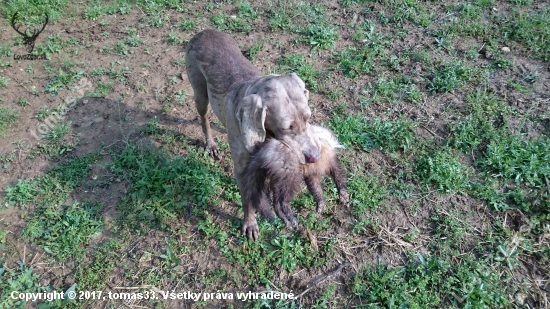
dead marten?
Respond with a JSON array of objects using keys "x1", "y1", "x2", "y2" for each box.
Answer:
[{"x1": 241, "y1": 124, "x2": 349, "y2": 228}]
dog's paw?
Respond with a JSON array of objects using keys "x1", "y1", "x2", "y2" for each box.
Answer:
[
  {"x1": 242, "y1": 218, "x2": 259, "y2": 241},
  {"x1": 208, "y1": 143, "x2": 220, "y2": 160},
  {"x1": 339, "y1": 190, "x2": 350, "y2": 207}
]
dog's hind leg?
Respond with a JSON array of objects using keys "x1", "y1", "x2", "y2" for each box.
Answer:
[
  {"x1": 196, "y1": 97, "x2": 219, "y2": 159},
  {"x1": 186, "y1": 57, "x2": 219, "y2": 159}
]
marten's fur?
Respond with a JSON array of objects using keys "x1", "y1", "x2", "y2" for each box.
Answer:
[{"x1": 241, "y1": 125, "x2": 349, "y2": 228}]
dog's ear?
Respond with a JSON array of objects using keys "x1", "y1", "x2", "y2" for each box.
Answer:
[{"x1": 236, "y1": 94, "x2": 267, "y2": 152}]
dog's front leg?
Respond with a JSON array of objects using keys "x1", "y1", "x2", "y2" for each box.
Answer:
[
  {"x1": 241, "y1": 194, "x2": 259, "y2": 240},
  {"x1": 235, "y1": 173, "x2": 259, "y2": 240}
]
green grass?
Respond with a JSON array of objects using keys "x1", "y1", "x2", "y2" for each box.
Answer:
[
  {"x1": 330, "y1": 115, "x2": 415, "y2": 152},
  {"x1": 0, "y1": 107, "x2": 20, "y2": 134},
  {"x1": 5, "y1": 153, "x2": 103, "y2": 258},
  {"x1": 476, "y1": 135, "x2": 549, "y2": 187},
  {"x1": 348, "y1": 173, "x2": 388, "y2": 216},
  {"x1": 448, "y1": 87, "x2": 509, "y2": 151},
  {"x1": 365, "y1": 76, "x2": 424, "y2": 105},
  {"x1": 211, "y1": 12, "x2": 254, "y2": 33},
  {"x1": 244, "y1": 40, "x2": 264, "y2": 61},
  {"x1": 35, "y1": 122, "x2": 80, "y2": 159},
  {"x1": 74, "y1": 239, "x2": 124, "y2": 291},
  {"x1": 0, "y1": 76, "x2": 10, "y2": 88},
  {"x1": 16, "y1": 97, "x2": 31, "y2": 107},
  {"x1": 0, "y1": 44, "x2": 14, "y2": 57},
  {"x1": 268, "y1": 2, "x2": 328, "y2": 33},
  {"x1": 504, "y1": 7, "x2": 550, "y2": 61},
  {"x1": 223, "y1": 230, "x2": 330, "y2": 285},
  {"x1": 351, "y1": 253, "x2": 509, "y2": 308},
  {"x1": 277, "y1": 53, "x2": 321, "y2": 91},
  {"x1": 109, "y1": 142, "x2": 236, "y2": 230},
  {"x1": 23, "y1": 200, "x2": 103, "y2": 259},
  {"x1": 0, "y1": 0, "x2": 549, "y2": 307},
  {"x1": 33, "y1": 34, "x2": 73, "y2": 59},
  {"x1": 305, "y1": 24, "x2": 338, "y2": 50},
  {"x1": 427, "y1": 60, "x2": 476, "y2": 93},
  {"x1": 0, "y1": 262, "x2": 49, "y2": 309},
  {"x1": 336, "y1": 46, "x2": 382, "y2": 78},
  {"x1": 45, "y1": 68, "x2": 85, "y2": 95},
  {"x1": 90, "y1": 81, "x2": 113, "y2": 96},
  {"x1": 1, "y1": 0, "x2": 72, "y2": 23},
  {"x1": 415, "y1": 148, "x2": 471, "y2": 193}
]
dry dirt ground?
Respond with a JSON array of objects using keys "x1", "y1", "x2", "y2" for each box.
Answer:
[{"x1": 0, "y1": 1, "x2": 549, "y2": 308}]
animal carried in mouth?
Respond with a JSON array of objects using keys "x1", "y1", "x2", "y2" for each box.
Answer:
[
  {"x1": 241, "y1": 124, "x2": 349, "y2": 228},
  {"x1": 185, "y1": 29, "x2": 321, "y2": 240}
]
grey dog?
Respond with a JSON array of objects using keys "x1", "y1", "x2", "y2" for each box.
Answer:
[{"x1": 185, "y1": 29, "x2": 321, "y2": 240}]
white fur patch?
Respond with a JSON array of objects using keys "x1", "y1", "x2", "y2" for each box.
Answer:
[{"x1": 311, "y1": 125, "x2": 344, "y2": 150}]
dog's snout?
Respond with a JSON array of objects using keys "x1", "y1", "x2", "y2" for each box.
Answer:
[{"x1": 305, "y1": 148, "x2": 320, "y2": 163}]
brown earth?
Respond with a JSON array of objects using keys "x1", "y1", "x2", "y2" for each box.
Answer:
[{"x1": 0, "y1": 1, "x2": 549, "y2": 308}]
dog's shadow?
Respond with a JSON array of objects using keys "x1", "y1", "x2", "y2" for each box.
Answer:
[{"x1": 62, "y1": 96, "x2": 236, "y2": 232}]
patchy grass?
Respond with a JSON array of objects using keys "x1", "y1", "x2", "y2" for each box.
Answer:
[
  {"x1": 330, "y1": 115, "x2": 415, "y2": 152},
  {"x1": 0, "y1": 107, "x2": 20, "y2": 134},
  {"x1": 109, "y1": 142, "x2": 234, "y2": 230},
  {"x1": 351, "y1": 254, "x2": 509, "y2": 308},
  {"x1": 365, "y1": 75, "x2": 424, "y2": 105},
  {"x1": 0, "y1": 262, "x2": 49, "y2": 309},
  {"x1": 277, "y1": 53, "x2": 321, "y2": 91},
  {"x1": 0, "y1": 0, "x2": 549, "y2": 308},
  {"x1": 415, "y1": 148, "x2": 471, "y2": 193},
  {"x1": 45, "y1": 68, "x2": 85, "y2": 95},
  {"x1": 23, "y1": 200, "x2": 103, "y2": 259},
  {"x1": 476, "y1": 134, "x2": 549, "y2": 186},
  {"x1": 504, "y1": 6, "x2": 550, "y2": 61},
  {"x1": 427, "y1": 60, "x2": 476, "y2": 94}
]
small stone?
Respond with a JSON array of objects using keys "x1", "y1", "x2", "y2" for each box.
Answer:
[
  {"x1": 515, "y1": 292, "x2": 527, "y2": 305},
  {"x1": 502, "y1": 47, "x2": 510, "y2": 53}
]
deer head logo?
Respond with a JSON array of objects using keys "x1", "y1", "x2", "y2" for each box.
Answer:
[{"x1": 11, "y1": 11, "x2": 49, "y2": 54}]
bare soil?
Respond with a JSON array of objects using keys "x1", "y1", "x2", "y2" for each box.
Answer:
[{"x1": 1, "y1": 1, "x2": 549, "y2": 308}]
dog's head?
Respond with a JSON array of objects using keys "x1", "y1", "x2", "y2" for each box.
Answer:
[{"x1": 236, "y1": 73, "x2": 320, "y2": 164}]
